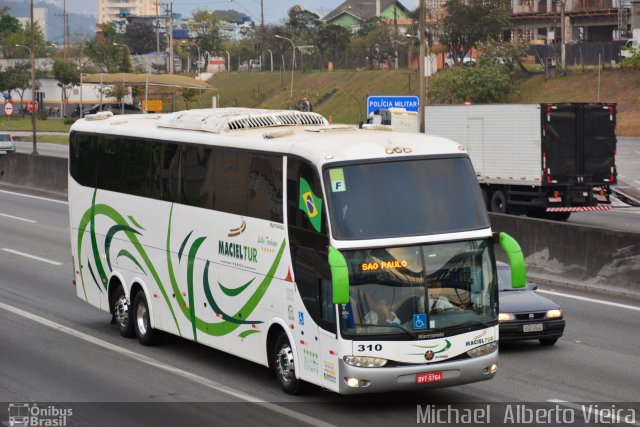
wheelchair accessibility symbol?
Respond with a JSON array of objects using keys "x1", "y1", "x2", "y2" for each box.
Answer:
[{"x1": 413, "y1": 313, "x2": 427, "y2": 330}]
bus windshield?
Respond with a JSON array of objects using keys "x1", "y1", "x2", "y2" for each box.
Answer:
[
  {"x1": 339, "y1": 239, "x2": 497, "y2": 338},
  {"x1": 323, "y1": 157, "x2": 488, "y2": 240}
]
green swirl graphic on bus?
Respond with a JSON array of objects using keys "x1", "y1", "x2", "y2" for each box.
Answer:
[{"x1": 76, "y1": 190, "x2": 284, "y2": 341}]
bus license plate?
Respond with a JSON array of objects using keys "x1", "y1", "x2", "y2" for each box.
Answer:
[
  {"x1": 416, "y1": 372, "x2": 443, "y2": 384},
  {"x1": 523, "y1": 323, "x2": 543, "y2": 332}
]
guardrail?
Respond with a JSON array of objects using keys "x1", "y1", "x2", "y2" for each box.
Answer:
[{"x1": 0, "y1": 153, "x2": 637, "y2": 299}]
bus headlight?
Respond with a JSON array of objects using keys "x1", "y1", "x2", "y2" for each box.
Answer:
[
  {"x1": 343, "y1": 356, "x2": 388, "y2": 368},
  {"x1": 545, "y1": 309, "x2": 563, "y2": 319},
  {"x1": 466, "y1": 342, "x2": 498, "y2": 358},
  {"x1": 498, "y1": 312, "x2": 515, "y2": 322}
]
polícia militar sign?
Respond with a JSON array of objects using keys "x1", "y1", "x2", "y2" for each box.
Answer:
[{"x1": 366, "y1": 95, "x2": 420, "y2": 116}]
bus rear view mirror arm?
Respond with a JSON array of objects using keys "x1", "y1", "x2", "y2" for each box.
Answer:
[
  {"x1": 493, "y1": 232, "x2": 526, "y2": 288},
  {"x1": 328, "y1": 247, "x2": 350, "y2": 304}
]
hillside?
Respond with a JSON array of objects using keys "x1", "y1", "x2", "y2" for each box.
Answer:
[{"x1": 195, "y1": 68, "x2": 640, "y2": 136}]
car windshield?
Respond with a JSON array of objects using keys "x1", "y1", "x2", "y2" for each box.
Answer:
[
  {"x1": 324, "y1": 157, "x2": 489, "y2": 240},
  {"x1": 0, "y1": 134, "x2": 11, "y2": 141},
  {"x1": 339, "y1": 239, "x2": 498, "y2": 338}
]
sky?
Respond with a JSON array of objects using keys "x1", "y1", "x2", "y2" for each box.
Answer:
[{"x1": 46, "y1": 0, "x2": 414, "y2": 23}]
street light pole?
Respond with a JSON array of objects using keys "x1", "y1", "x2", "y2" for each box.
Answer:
[
  {"x1": 224, "y1": 50, "x2": 230, "y2": 72},
  {"x1": 275, "y1": 34, "x2": 294, "y2": 105},
  {"x1": 16, "y1": 40, "x2": 37, "y2": 154}
]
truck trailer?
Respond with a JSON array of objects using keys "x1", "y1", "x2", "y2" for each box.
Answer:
[{"x1": 424, "y1": 103, "x2": 616, "y2": 220}]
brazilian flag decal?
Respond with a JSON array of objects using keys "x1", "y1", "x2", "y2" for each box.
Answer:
[{"x1": 299, "y1": 177, "x2": 322, "y2": 232}]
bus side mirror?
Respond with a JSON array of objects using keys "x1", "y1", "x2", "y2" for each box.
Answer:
[
  {"x1": 494, "y1": 232, "x2": 526, "y2": 288},
  {"x1": 328, "y1": 247, "x2": 349, "y2": 304}
]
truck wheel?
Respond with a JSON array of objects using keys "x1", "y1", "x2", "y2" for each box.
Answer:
[
  {"x1": 114, "y1": 286, "x2": 135, "y2": 338},
  {"x1": 272, "y1": 333, "x2": 307, "y2": 395},
  {"x1": 490, "y1": 190, "x2": 508, "y2": 213},
  {"x1": 133, "y1": 291, "x2": 163, "y2": 346},
  {"x1": 545, "y1": 212, "x2": 571, "y2": 221}
]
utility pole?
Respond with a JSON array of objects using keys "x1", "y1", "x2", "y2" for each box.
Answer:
[
  {"x1": 30, "y1": 0, "x2": 38, "y2": 154},
  {"x1": 169, "y1": 2, "x2": 174, "y2": 74},
  {"x1": 560, "y1": 0, "x2": 566, "y2": 68},
  {"x1": 418, "y1": 0, "x2": 426, "y2": 133}
]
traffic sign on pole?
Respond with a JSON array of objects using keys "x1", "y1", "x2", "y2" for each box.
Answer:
[
  {"x1": 4, "y1": 101, "x2": 14, "y2": 116},
  {"x1": 366, "y1": 95, "x2": 420, "y2": 116},
  {"x1": 28, "y1": 100, "x2": 39, "y2": 113}
]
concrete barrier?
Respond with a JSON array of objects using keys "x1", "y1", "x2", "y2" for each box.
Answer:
[
  {"x1": 490, "y1": 213, "x2": 640, "y2": 299},
  {"x1": 0, "y1": 153, "x2": 67, "y2": 197}
]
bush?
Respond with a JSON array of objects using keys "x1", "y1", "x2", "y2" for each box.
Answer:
[
  {"x1": 64, "y1": 118, "x2": 77, "y2": 125},
  {"x1": 427, "y1": 63, "x2": 514, "y2": 104}
]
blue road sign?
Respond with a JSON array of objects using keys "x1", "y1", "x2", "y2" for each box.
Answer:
[{"x1": 367, "y1": 95, "x2": 420, "y2": 116}]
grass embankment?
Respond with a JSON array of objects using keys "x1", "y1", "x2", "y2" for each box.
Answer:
[{"x1": 2, "y1": 68, "x2": 638, "y2": 136}]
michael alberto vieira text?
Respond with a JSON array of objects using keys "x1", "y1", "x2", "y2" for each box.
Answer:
[{"x1": 416, "y1": 404, "x2": 637, "y2": 424}]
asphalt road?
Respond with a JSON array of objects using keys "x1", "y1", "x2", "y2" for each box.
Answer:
[{"x1": 1, "y1": 189, "x2": 639, "y2": 426}]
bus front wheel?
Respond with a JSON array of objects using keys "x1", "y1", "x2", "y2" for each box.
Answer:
[{"x1": 273, "y1": 333, "x2": 306, "y2": 395}]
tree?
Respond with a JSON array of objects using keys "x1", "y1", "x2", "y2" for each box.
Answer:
[
  {"x1": 123, "y1": 23, "x2": 165, "y2": 55},
  {"x1": 53, "y1": 59, "x2": 81, "y2": 117},
  {"x1": 84, "y1": 23, "x2": 130, "y2": 72},
  {"x1": 315, "y1": 24, "x2": 351, "y2": 69},
  {"x1": 428, "y1": 63, "x2": 514, "y2": 104},
  {"x1": 440, "y1": 0, "x2": 511, "y2": 64},
  {"x1": 0, "y1": 63, "x2": 32, "y2": 115},
  {"x1": 188, "y1": 9, "x2": 221, "y2": 54},
  {"x1": 0, "y1": 12, "x2": 20, "y2": 57},
  {"x1": 3, "y1": 20, "x2": 52, "y2": 59},
  {"x1": 479, "y1": 40, "x2": 529, "y2": 76},
  {"x1": 181, "y1": 88, "x2": 199, "y2": 109}
]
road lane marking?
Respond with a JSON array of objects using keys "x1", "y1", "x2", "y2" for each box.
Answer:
[
  {"x1": 0, "y1": 212, "x2": 36, "y2": 223},
  {"x1": 548, "y1": 400, "x2": 640, "y2": 426},
  {"x1": 1, "y1": 248, "x2": 62, "y2": 266},
  {"x1": 538, "y1": 290, "x2": 640, "y2": 312},
  {"x1": 0, "y1": 189, "x2": 68, "y2": 205},
  {"x1": 0, "y1": 301, "x2": 335, "y2": 427}
]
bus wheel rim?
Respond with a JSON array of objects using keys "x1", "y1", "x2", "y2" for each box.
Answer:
[
  {"x1": 115, "y1": 296, "x2": 129, "y2": 329},
  {"x1": 136, "y1": 300, "x2": 148, "y2": 336},
  {"x1": 276, "y1": 345, "x2": 295, "y2": 384}
]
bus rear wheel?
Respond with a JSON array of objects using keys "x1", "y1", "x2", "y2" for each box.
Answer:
[
  {"x1": 133, "y1": 292, "x2": 162, "y2": 346},
  {"x1": 272, "y1": 333, "x2": 307, "y2": 395},
  {"x1": 114, "y1": 286, "x2": 135, "y2": 338}
]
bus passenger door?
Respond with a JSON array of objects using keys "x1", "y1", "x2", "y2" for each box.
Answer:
[{"x1": 286, "y1": 157, "x2": 338, "y2": 390}]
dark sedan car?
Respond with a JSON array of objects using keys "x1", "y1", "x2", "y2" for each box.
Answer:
[{"x1": 497, "y1": 262, "x2": 565, "y2": 345}]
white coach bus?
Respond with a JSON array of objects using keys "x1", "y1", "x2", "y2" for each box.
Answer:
[{"x1": 68, "y1": 108, "x2": 526, "y2": 394}]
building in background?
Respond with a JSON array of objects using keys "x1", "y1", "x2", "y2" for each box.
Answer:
[
  {"x1": 98, "y1": 0, "x2": 158, "y2": 26},
  {"x1": 15, "y1": 7, "x2": 48, "y2": 40},
  {"x1": 323, "y1": 0, "x2": 412, "y2": 33}
]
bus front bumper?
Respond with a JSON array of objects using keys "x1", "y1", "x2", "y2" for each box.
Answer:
[{"x1": 337, "y1": 351, "x2": 498, "y2": 394}]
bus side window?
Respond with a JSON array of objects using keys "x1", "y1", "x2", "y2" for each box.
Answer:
[
  {"x1": 96, "y1": 136, "x2": 122, "y2": 193},
  {"x1": 70, "y1": 132, "x2": 96, "y2": 188}
]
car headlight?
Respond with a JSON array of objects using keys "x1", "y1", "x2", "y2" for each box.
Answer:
[
  {"x1": 499, "y1": 312, "x2": 515, "y2": 322},
  {"x1": 466, "y1": 342, "x2": 498, "y2": 358},
  {"x1": 545, "y1": 309, "x2": 563, "y2": 319},
  {"x1": 343, "y1": 356, "x2": 388, "y2": 368}
]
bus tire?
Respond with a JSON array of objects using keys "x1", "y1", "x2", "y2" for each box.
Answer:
[
  {"x1": 114, "y1": 286, "x2": 135, "y2": 338},
  {"x1": 490, "y1": 190, "x2": 508, "y2": 214},
  {"x1": 272, "y1": 333, "x2": 307, "y2": 395},
  {"x1": 133, "y1": 291, "x2": 162, "y2": 346}
]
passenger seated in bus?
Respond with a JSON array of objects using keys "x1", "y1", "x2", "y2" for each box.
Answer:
[
  {"x1": 364, "y1": 298, "x2": 401, "y2": 326},
  {"x1": 418, "y1": 281, "x2": 460, "y2": 314}
]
